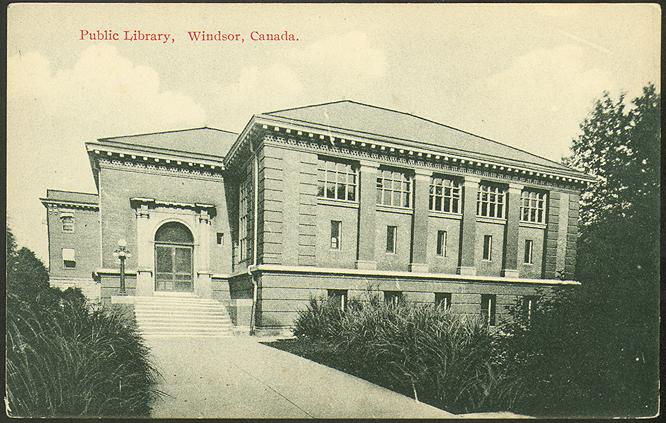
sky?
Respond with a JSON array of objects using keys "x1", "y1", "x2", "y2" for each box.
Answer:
[{"x1": 6, "y1": 3, "x2": 661, "y2": 264}]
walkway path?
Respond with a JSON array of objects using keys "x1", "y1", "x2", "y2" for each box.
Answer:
[{"x1": 147, "y1": 336, "x2": 454, "y2": 418}]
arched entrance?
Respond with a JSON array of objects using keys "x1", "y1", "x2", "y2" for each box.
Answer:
[{"x1": 154, "y1": 221, "x2": 194, "y2": 292}]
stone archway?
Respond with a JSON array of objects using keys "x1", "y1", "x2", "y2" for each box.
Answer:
[{"x1": 154, "y1": 221, "x2": 195, "y2": 292}]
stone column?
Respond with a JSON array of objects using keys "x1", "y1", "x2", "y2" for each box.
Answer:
[
  {"x1": 409, "y1": 169, "x2": 431, "y2": 272},
  {"x1": 196, "y1": 209, "x2": 213, "y2": 298},
  {"x1": 356, "y1": 160, "x2": 379, "y2": 270},
  {"x1": 135, "y1": 204, "x2": 153, "y2": 296},
  {"x1": 501, "y1": 183, "x2": 523, "y2": 277},
  {"x1": 457, "y1": 175, "x2": 480, "y2": 275}
]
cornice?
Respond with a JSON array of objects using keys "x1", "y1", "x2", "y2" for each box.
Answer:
[
  {"x1": 257, "y1": 133, "x2": 585, "y2": 192},
  {"x1": 86, "y1": 142, "x2": 226, "y2": 178},
  {"x1": 224, "y1": 116, "x2": 595, "y2": 188},
  {"x1": 40, "y1": 198, "x2": 99, "y2": 210}
]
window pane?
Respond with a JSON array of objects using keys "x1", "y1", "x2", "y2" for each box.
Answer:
[
  {"x1": 156, "y1": 247, "x2": 173, "y2": 273},
  {"x1": 174, "y1": 248, "x2": 192, "y2": 273}
]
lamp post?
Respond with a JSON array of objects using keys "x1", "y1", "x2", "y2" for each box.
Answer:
[{"x1": 113, "y1": 239, "x2": 131, "y2": 295}]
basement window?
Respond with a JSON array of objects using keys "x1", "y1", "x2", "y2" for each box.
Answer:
[
  {"x1": 481, "y1": 294, "x2": 496, "y2": 326},
  {"x1": 435, "y1": 292, "x2": 452, "y2": 309}
]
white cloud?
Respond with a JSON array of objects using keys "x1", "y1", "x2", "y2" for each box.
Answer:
[
  {"x1": 286, "y1": 30, "x2": 387, "y2": 80},
  {"x1": 7, "y1": 45, "x2": 206, "y2": 262},
  {"x1": 469, "y1": 44, "x2": 616, "y2": 161}
]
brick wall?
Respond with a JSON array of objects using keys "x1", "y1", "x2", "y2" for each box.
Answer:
[
  {"x1": 98, "y1": 164, "x2": 233, "y2": 274},
  {"x1": 427, "y1": 215, "x2": 461, "y2": 273},
  {"x1": 46, "y1": 206, "x2": 100, "y2": 279},
  {"x1": 475, "y1": 221, "x2": 505, "y2": 276}
]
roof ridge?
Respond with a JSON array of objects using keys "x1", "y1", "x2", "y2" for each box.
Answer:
[
  {"x1": 270, "y1": 100, "x2": 572, "y2": 171},
  {"x1": 47, "y1": 189, "x2": 98, "y2": 196},
  {"x1": 265, "y1": 99, "x2": 352, "y2": 115},
  {"x1": 99, "y1": 126, "x2": 237, "y2": 141}
]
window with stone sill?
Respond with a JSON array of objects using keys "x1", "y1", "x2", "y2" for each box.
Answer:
[
  {"x1": 376, "y1": 168, "x2": 412, "y2": 208},
  {"x1": 477, "y1": 183, "x2": 506, "y2": 219},
  {"x1": 429, "y1": 176, "x2": 461, "y2": 213},
  {"x1": 317, "y1": 157, "x2": 358, "y2": 202},
  {"x1": 520, "y1": 190, "x2": 547, "y2": 224}
]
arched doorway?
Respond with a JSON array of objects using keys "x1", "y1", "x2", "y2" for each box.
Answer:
[{"x1": 154, "y1": 221, "x2": 194, "y2": 292}]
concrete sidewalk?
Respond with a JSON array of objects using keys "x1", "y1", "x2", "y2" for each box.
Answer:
[{"x1": 147, "y1": 336, "x2": 454, "y2": 418}]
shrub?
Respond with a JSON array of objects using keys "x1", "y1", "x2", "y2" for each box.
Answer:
[
  {"x1": 6, "y1": 291, "x2": 163, "y2": 417},
  {"x1": 292, "y1": 294, "x2": 522, "y2": 413}
]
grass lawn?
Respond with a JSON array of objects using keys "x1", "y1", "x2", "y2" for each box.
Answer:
[{"x1": 262, "y1": 338, "x2": 415, "y2": 402}]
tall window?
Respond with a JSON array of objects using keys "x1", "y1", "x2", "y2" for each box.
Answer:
[
  {"x1": 435, "y1": 292, "x2": 452, "y2": 309},
  {"x1": 436, "y1": 230, "x2": 447, "y2": 257},
  {"x1": 317, "y1": 157, "x2": 357, "y2": 201},
  {"x1": 524, "y1": 239, "x2": 534, "y2": 264},
  {"x1": 386, "y1": 226, "x2": 398, "y2": 254},
  {"x1": 330, "y1": 221, "x2": 342, "y2": 250},
  {"x1": 482, "y1": 235, "x2": 493, "y2": 261},
  {"x1": 377, "y1": 168, "x2": 411, "y2": 207},
  {"x1": 481, "y1": 294, "x2": 497, "y2": 326},
  {"x1": 521, "y1": 190, "x2": 547, "y2": 223},
  {"x1": 238, "y1": 164, "x2": 253, "y2": 262},
  {"x1": 61, "y1": 215, "x2": 74, "y2": 233},
  {"x1": 477, "y1": 183, "x2": 506, "y2": 218},
  {"x1": 429, "y1": 176, "x2": 461, "y2": 213}
]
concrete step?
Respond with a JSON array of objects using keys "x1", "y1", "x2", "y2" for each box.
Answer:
[
  {"x1": 134, "y1": 299, "x2": 224, "y2": 306},
  {"x1": 135, "y1": 304, "x2": 228, "y2": 311},
  {"x1": 140, "y1": 328, "x2": 234, "y2": 335},
  {"x1": 138, "y1": 321, "x2": 233, "y2": 328},
  {"x1": 133, "y1": 295, "x2": 235, "y2": 339},
  {"x1": 135, "y1": 310, "x2": 229, "y2": 319},
  {"x1": 142, "y1": 334, "x2": 233, "y2": 339}
]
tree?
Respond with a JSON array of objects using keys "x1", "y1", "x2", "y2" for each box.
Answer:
[
  {"x1": 6, "y1": 226, "x2": 50, "y2": 298},
  {"x1": 503, "y1": 84, "x2": 660, "y2": 417}
]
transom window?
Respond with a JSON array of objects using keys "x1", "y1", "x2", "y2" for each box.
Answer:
[
  {"x1": 377, "y1": 168, "x2": 412, "y2": 207},
  {"x1": 520, "y1": 190, "x2": 547, "y2": 223},
  {"x1": 429, "y1": 176, "x2": 461, "y2": 213},
  {"x1": 317, "y1": 157, "x2": 358, "y2": 202},
  {"x1": 477, "y1": 183, "x2": 506, "y2": 219}
]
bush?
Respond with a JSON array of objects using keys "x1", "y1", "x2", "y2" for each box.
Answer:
[
  {"x1": 6, "y1": 291, "x2": 163, "y2": 417},
  {"x1": 5, "y1": 226, "x2": 162, "y2": 417},
  {"x1": 293, "y1": 294, "x2": 521, "y2": 413}
]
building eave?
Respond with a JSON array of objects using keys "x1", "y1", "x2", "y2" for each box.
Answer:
[
  {"x1": 227, "y1": 115, "x2": 594, "y2": 187},
  {"x1": 86, "y1": 141, "x2": 227, "y2": 173},
  {"x1": 40, "y1": 198, "x2": 99, "y2": 210}
]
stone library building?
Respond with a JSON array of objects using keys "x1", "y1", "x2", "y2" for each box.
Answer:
[{"x1": 41, "y1": 100, "x2": 593, "y2": 335}]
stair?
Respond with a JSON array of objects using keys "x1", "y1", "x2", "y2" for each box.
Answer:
[{"x1": 134, "y1": 293, "x2": 234, "y2": 338}]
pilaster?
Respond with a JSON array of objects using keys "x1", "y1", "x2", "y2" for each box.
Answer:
[
  {"x1": 457, "y1": 175, "x2": 480, "y2": 276},
  {"x1": 196, "y1": 210, "x2": 213, "y2": 298},
  {"x1": 501, "y1": 183, "x2": 523, "y2": 278},
  {"x1": 356, "y1": 160, "x2": 379, "y2": 270},
  {"x1": 409, "y1": 169, "x2": 431, "y2": 272},
  {"x1": 135, "y1": 203, "x2": 154, "y2": 296}
]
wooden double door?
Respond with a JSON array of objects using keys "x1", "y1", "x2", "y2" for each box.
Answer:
[{"x1": 155, "y1": 244, "x2": 193, "y2": 292}]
